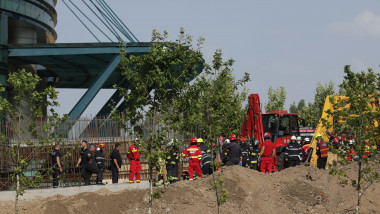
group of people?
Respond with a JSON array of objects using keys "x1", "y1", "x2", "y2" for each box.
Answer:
[
  {"x1": 50, "y1": 139, "x2": 142, "y2": 187},
  {"x1": 50, "y1": 133, "x2": 332, "y2": 187}
]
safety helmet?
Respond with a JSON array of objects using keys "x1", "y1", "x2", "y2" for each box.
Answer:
[
  {"x1": 291, "y1": 136, "x2": 296, "y2": 141},
  {"x1": 349, "y1": 140, "x2": 355, "y2": 145},
  {"x1": 197, "y1": 138, "x2": 204, "y2": 143},
  {"x1": 304, "y1": 138, "x2": 310, "y2": 142},
  {"x1": 134, "y1": 138, "x2": 139, "y2": 143},
  {"x1": 191, "y1": 137, "x2": 197, "y2": 144},
  {"x1": 167, "y1": 139, "x2": 173, "y2": 147},
  {"x1": 240, "y1": 137, "x2": 246, "y2": 142},
  {"x1": 98, "y1": 142, "x2": 105, "y2": 148},
  {"x1": 264, "y1": 132, "x2": 271, "y2": 138},
  {"x1": 315, "y1": 133, "x2": 322, "y2": 138},
  {"x1": 296, "y1": 136, "x2": 302, "y2": 141},
  {"x1": 230, "y1": 134, "x2": 237, "y2": 141},
  {"x1": 253, "y1": 139, "x2": 259, "y2": 146},
  {"x1": 218, "y1": 136, "x2": 224, "y2": 143},
  {"x1": 225, "y1": 139, "x2": 230, "y2": 144}
]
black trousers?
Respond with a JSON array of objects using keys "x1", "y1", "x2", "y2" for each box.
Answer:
[
  {"x1": 111, "y1": 166, "x2": 119, "y2": 183},
  {"x1": 97, "y1": 168, "x2": 105, "y2": 183},
  {"x1": 201, "y1": 163, "x2": 211, "y2": 175},
  {"x1": 84, "y1": 164, "x2": 99, "y2": 185},
  {"x1": 53, "y1": 167, "x2": 61, "y2": 187},
  {"x1": 226, "y1": 159, "x2": 239, "y2": 166},
  {"x1": 250, "y1": 163, "x2": 258, "y2": 170},
  {"x1": 166, "y1": 164, "x2": 178, "y2": 183},
  {"x1": 288, "y1": 157, "x2": 300, "y2": 167},
  {"x1": 317, "y1": 157, "x2": 327, "y2": 169}
]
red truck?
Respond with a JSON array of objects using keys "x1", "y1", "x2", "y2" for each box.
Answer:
[{"x1": 238, "y1": 94, "x2": 301, "y2": 171}]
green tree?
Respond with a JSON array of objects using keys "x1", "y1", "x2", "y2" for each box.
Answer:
[
  {"x1": 114, "y1": 28, "x2": 204, "y2": 214},
  {"x1": 289, "y1": 99, "x2": 306, "y2": 114},
  {"x1": 324, "y1": 66, "x2": 379, "y2": 214},
  {"x1": 0, "y1": 69, "x2": 66, "y2": 214},
  {"x1": 163, "y1": 49, "x2": 249, "y2": 213},
  {"x1": 264, "y1": 86, "x2": 286, "y2": 112}
]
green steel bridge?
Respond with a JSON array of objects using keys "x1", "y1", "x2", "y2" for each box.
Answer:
[{"x1": 0, "y1": 0, "x2": 152, "y2": 121}]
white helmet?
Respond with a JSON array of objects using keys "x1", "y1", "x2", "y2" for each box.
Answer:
[
  {"x1": 225, "y1": 139, "x2": 230, "y2": 144},
  {"x1": 296, "y1": 136, "x2": 302, "y2": 141},
  {"x1": 304, "y1": 138, "x2": 310, "y2": 142},
  {"x1": 349, "y1": 140, "x2": 355, "y2": 145},
  {"x1": 167, "y1": 139, "x2": 173, "y2": 147},
  {"x1": 253, "y1": 139, "x2": 259, "y2": 146},
  {"x1": 291, "y1": 136, "x2": 297, "y2": 141}
]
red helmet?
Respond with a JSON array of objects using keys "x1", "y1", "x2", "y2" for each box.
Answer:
[
  {"x1": 218, "y1": 136, "x2": 224, "y2": 142},
  {"x1": 229, "y1": 134, "x2": 236, "y2": 141},
  {"x1": 240, "y1": 137, "x2": 246, "y2": 142},
  {"x1": 264, "y1": 132, "x2": 271, "y2": 138},
  {"x1": 98, "y1": 142, "x2": 105, "y2": 148},
  {"x1": 191, "y1": 137, "x2": 197, "y2": 144}
]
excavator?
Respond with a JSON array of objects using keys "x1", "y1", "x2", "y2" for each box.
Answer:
[
  {"x1": 238, "y1": 94, "x2": 302, "y2": 171},
  {"x1": 308, "y1": 95, "x2": 379, "y2": 167}
]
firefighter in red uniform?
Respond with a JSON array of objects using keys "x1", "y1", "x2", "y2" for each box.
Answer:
[
  {"x1": 316, "y1": 134, "x2": 328, "y2": 169},
  {"x1": 302, "y1": 138, "x2": 311, "y2": 162},
  {"x1": 347, "y1": 140, "x2": 357, "y2": 161},
  {"x1": 128, "y1": 138, "x2": 141, "y2": 183},
  {"x1": 259, "y1": 132, "x2": 276, "y2": 174},
  {"x1": 182, "y1": 137, "x2": 202, "y2": 180}
]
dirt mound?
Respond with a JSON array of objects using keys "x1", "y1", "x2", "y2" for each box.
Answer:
[{"x1": 1, "y1": 163, "x2": 379, "y2": 214}]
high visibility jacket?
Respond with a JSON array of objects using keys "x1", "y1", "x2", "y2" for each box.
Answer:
[
  {"x1": 128, "y1": 144, "x2": 140, "y2": 160},
  {"x1": 165, "y1": 146, "x2": 179, "y2": 165},
  {"x1": 249, "y1": 146, "x2": 261, "y2": 164},
  {"x1": 285, "y1": 142, "x2": 303, "y2": 160},
  {"x1": 318, "y1": 141, "x2": 328, "y2": 158},
  {"x1": 182, "y1": 145, "x2": 202, "y2": 164},
  {"x1": 241, "y1": 146, "x2": 250, "y2": 165},
  {"x1": 200, "y1": 144, "x2": 212, "y2": 165}
]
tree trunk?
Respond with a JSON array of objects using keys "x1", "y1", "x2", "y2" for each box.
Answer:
[
  {"x1": 15, "y1": 173, "x2": 19, "y2": 214},
  {"x1": 356, "y1": 160, "x2": 362, "y2": 214},
  {"x1": 148, "y1": 168, "x2": 153, "y2": 214}
]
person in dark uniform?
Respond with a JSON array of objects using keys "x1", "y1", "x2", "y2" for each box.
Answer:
[
  {"x1": 76, "y1": 140, "x2": 89, "y2": 182},
  {"x1": 285, "y1": 136, "x2": 303, "y2": 167},
  {"x1": 111, "y1": 143, "x2": 122, "y2": 184},
  {"x1": 84, "y1": 145, "x2": 99, "y2": 185},
  {"x1": 249, "y1": 139, "x2": 261, "y2": 170},
  {"x1": 226, "y1": 134, "x2": 242, "y2": 166},
  {"x1": 240, "y1": 138, "x2": 250, "y2": 167},
  {"x1": 165, "y1": 140, "x2": 179, "y2": 184},
  {"x1": 221, "y1": 139, "x2": 230, "y2": 165},
  {"x1": 95, "y1": 142, "x2": 106, "y2": 185},
  {"x1": 51, "y1": 144, "x2": 63, "y2": 188},
  {"x1": 197, "y1": 138, "x2": 212, "y2": 175}
]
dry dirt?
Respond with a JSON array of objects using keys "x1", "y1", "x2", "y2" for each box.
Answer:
[{"x1": 1, "y1": 163, "x2": 379, "y2": 214}]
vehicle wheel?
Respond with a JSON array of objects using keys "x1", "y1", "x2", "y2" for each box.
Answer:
[{"x1": 277, "y1": 152, "x2": 285, "y2": 171}]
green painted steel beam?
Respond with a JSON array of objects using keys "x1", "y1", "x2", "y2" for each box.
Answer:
[
  {"x1": 8, "y1": 44, "x2": 150, "y2": 57},
  {"x1": 0, "y1": 12, "x2": 8, "y2": 85},
  {"x1": 68, "y1": 54, "x2": 121, "y2": 120}
]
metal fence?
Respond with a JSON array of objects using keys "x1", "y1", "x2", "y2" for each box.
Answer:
[{"x1": 0, "y1": 116, "x2": 184, "y2": 191}]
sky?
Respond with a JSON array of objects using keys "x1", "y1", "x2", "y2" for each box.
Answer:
[{"x1": 54, "y1": 0, "x2": 380, "y2": 116}]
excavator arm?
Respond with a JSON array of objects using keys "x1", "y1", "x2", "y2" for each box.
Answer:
[{"x1": 239, "y1": 94, "x2": 264, "y2": 145}]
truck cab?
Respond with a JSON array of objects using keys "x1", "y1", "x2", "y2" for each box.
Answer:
[{"x1": 262, "y1": 111, "x2": 301, "y2": 170}]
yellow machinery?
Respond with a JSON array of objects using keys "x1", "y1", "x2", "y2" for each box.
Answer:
[{"x1": 309, "y1": 95, "x2": 379, "y2": 167}]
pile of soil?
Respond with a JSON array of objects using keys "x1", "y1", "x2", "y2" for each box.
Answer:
[{"x1": 1, "y1": 163, "x2": 379, "y2": 214}]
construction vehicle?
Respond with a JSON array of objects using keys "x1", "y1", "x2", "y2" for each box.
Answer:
[
  {"x1": 309, "y1": 95, "x2": 379, "y2": 167},
  {"x1": 238, "y1": 94, "x2": 302, "y2": 171}
]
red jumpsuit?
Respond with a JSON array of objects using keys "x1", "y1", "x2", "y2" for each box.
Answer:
[
  {"x1": 302, "y1": 144, "x2": 310, "y2": 161},
  {"x1": 182, "y1": 145, "x2": 202, "y2": 180},
  {"x1": 128, "y1": 144, "x2": 141, "y2": 183},
  {"x1": 260, "y1": 140, "x2": 275, "y2": 174}
]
